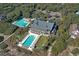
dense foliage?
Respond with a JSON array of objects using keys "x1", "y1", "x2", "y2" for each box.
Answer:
[
  {"x1": 0, "y1": 4, "x2": 79, "y2": 35},
  {"x1": 0, "y1": 4, "x2": 79, "y2": 55}
]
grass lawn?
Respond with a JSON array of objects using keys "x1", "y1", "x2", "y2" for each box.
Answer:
[{"x1": 35, "y1": 36, "x2": 49, "y2": 49}]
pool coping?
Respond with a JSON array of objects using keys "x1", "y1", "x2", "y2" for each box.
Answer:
[
  {"x1": 12, "y1": 18, "x2": 30, "y2": 28},
  {"x1": 18, "y1": 32, "x2": 41, "y2": 51}
]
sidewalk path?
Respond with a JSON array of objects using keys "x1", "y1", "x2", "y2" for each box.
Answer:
[
  {"x1": 0, "y1": 33, "x2": 15, "y2": 44},
  {"x1": 47, "y1": 40, "x2": 57, "y2": 56}
]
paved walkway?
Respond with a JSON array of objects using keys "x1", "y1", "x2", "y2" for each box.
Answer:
[
  {"x1": 0, "y1": 33, "x2": 15, "y2": 44},
  {"x1": 47, "y1": 40, "x2": 57, "y2": 56}
]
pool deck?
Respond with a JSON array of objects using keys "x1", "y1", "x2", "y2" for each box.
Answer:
[
  {"x1": 18, "y1": 31, "x2": 41, "y2": 51},
  {"x1": 12, "y1": 18, "x2": 30, "y2": 28}
]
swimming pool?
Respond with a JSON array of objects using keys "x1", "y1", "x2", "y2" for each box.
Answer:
[
  {"x1": 23, "y1": 35, "x2": 35, "y2": 47},
  {"x1": 13, "y1": 18, "x2": 30, "y2": 28},
  {"x1": 20, "y1": 33, "x2": 40, "y2": 49}
]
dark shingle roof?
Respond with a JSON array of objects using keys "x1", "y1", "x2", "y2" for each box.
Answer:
[{"x1": 31, "y1": 19, "x2": 54, "y2": 32}]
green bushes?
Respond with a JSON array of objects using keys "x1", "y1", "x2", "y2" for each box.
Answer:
[
  {"x1": 0, "y1": 43, "x2": 8, "y2": 49},
  {"x1": 68, "y1": 38, "x2": 79, "y2": 47},
  {"x1": 0, "y1": 36, "x2": 4, "y2": 42},
  {"x1": 52, "y1": 39, "x2": 67, "y2": 55},
  {"x1": 71, "y1": 48, "x2": 79, "y2": 56},
  {"x1": 0, "y1": 22, "x2": 17, "y2": 35},
  {"x1": 51, "y1": 26, "x2": 68, "y2": 55}
]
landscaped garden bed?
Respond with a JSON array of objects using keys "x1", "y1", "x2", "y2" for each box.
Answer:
[{"x1": 35, "y1": 36, "x2": 49, "y2": 50}]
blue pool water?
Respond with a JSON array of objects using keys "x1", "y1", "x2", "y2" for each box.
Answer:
[
  {"x1": 23, "y1": 35, "x2": 36, "y2": 47},
  {"x1": 15, "y1": 18, "x2": 29, "y2": 27}
]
